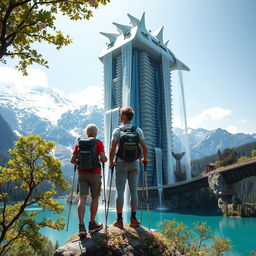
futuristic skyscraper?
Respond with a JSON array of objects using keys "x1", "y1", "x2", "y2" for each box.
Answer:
[{"x1": 99, "y1": 13, "x2": 189, "y2": 186}]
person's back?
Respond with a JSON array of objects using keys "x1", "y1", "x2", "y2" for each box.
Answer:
[
  {"x1": 109, "y1": 107, "x2": 148, "y2": 229},
  {"x1": 71, "y1": 124, "x2": 107, "y2": 237}
]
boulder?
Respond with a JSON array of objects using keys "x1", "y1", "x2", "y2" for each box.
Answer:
[{"x1": 54, "y1": 225, "x2": 181, "y2": 256}]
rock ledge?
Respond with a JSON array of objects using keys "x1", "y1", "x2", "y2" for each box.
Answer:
[{"x1": 54, "y1": 224, "x2": 181, "y2": 256}]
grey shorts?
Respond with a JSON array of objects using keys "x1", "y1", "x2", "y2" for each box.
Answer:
[{"x1": 78, "y1": 173, "x2": 101, "y2": 197}]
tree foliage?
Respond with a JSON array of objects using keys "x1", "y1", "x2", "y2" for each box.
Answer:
[
  {"x1": 251, "y1": 150, "x2": 256, "y2": 158},
  {"x1": 215, "y1": 148, "x2": 237, "y2": 168},
  {"x1": 0, "y1": 135, "x2": 69, "y2": 255},
  {"x1": 0, "y1": 0, "x2": 110, "y2": 74},
  {"x1": 159, "y1": 219, "x2": 232, "y2": 256}
]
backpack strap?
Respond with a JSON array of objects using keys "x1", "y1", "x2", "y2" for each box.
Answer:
[
  {"x1": 131, "y1": 125, "x2": 137, "y2": 132},
  {"x1": 118, "y1": 125, "x2": 137, "y2": 132},
  {"x1": 118, "y1": 125, "x2": 126, "y2": 132}
]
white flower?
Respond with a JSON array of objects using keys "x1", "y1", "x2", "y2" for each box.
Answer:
[{"x1": 38, "y1": 22, "x2": 47, "y2": 30}]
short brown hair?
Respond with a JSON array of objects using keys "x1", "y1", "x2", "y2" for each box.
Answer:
[{"x1": 120, "y1": 107, "x2": 134, "y2": 121}]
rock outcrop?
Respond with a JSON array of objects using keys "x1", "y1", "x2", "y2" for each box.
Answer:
[
  {"x1": 208, "y1": 172, "x2": 234, "y2": 215},
  {"x1": 54, "y1": 225, "x2": 181, "y2": 256}
]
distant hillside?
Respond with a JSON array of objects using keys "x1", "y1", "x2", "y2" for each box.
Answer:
[
  {"x1": 191, "y1": 141, "x2": 256, "y2": 176},
  {"x1": 190, "y1": 141, "x2": 256, "y2": 203},
  {"x1": 0, "y1": 114, "x2": 17, "y2": 165}
]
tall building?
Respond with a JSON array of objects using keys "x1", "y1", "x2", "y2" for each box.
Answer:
[{"x1": 99, "y1": 13, "x2": 189, "y2": 186}]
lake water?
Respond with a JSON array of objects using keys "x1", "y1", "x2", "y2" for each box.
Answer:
[{"x1": 30, "y1": 199, "x2": 256, "y2": 255}]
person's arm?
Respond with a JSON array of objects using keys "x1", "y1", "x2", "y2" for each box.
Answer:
[
  {"x1": 99, "y1": 152, "x2": 108, "y2": 163},
  {"x1": 109, "y1": 140, "x2": 117, "y2": 169},
  {"x1": 97, "y1": 140, "x2": 108, "y2": 163},
  {"x1": 71, "y1": 144, "x2": 78, "y2": 165},
  {"x1": 140, "y1": 139, "x2": 148, "y2": 164},
  {"x1": 70, "y1": 154, "x2": 77, "y2": 165}
]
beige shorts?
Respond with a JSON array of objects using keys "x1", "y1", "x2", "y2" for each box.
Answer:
[{"x1": 78, "y1": 173, "x2": 101, "y2": 197}]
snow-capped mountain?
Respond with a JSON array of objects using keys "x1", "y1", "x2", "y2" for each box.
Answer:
[
  {"x1": 0, "y1": 85, "x2": 103, "y2": 175},
  {"x1": 174, "y1": 127, "x2": 256, "y2": 159}
]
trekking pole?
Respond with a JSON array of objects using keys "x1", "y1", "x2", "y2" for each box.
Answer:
[
  {"x1": 140, "y1": 163, "x2": 145, "y2": 224},
  {"x1": 102, "y1": 163, "x2": 107, "y2": 232},
  {"x1": 66, "y1": 164, "x2": 77, "y2": 231},
  {"x1": 144, "y1": 163, "x2": 150, "y2": 229},
  {"x1": 106, "y1": 166, "x2": 114, "y2": 230}
]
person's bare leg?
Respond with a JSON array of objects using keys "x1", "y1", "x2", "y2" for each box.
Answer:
[
  {"x1": 89, "y1": 196, "x2": 103, "y2": 233},
  {"x1": 78, "y1": 195, "x2": 87, "y2": 225},
  {"x1": 90, "y1": 196, "x2": 99, "y2": 222}
]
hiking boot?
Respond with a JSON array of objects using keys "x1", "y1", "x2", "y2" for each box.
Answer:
[
  {"x1": 89, "y1": 221, "x2": 103, "y2": 233},
  {"x1": 78, "y1": 224, "x2": 87, "y2": 238},
  {"x1": 113, "y1": 219, "x2": 124, "y2": 229},
  {"x1": 129, "y1": 217, "x2": 140, "y2": 228}
]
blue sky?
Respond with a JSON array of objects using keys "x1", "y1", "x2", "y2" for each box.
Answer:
[{"x1": 1, "y1": 0, "x2": 256, "y2": 134}]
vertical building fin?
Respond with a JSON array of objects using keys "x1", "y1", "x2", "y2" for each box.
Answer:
[
  {"x1": 127, "y1": 13, "x2": 140, "y2": 27},
  {"x1": 112, "y1": 22, "x2": 132, "y2": 34},
  {"x1": 99, "y1": 32, "x2": 119, "y2": 43},
  {"x1": 152, "y1": 26, "x2": 164, "y2": 43},
  {"x1": 138, "y1": 12, "x2": 147, "y2": 31}
]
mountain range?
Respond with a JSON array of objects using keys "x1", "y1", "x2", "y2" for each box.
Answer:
[{"x1": 0, "y1": 84, "x2": 255, "y2": 178}]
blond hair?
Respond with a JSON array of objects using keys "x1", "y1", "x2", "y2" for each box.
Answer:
[{"x1": 85, "y1": 124, "x2": 98, "y2": 137}]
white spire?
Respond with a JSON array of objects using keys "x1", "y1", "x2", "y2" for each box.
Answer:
[
  {"x1": 127, "y1": 13, "x2": 140, "y2": 27},
  {"x1": 138, "y1": 12, "x2": 146, "y2": 31},
  {"x1": 99, "y1": 32, "x2": 119, "y2": 43},
  {"x1": 164, "y1": 40, "x2": 169, "y2": 46},
  {"x1": 152, "y1": 26, "x2": 164, "y2": 44},
  {"x1": 112, "y1": 22, "x2": 132, "y2": 34}
]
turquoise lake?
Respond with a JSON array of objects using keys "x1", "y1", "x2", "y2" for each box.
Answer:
[{"x1": 30, "y1": 199, "x2": 256, "y2": 255}]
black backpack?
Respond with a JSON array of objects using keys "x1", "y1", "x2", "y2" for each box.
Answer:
[
  {"x1": 116, "y1": 125, "x2": 141, "y2": 162},
  {"x1": 78, "y1": 138, "x2": 101, "y2": 170}
]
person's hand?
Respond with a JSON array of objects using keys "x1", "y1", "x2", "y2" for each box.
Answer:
[
  {"x1": 141, "y1": 158, "x2": 149, "y2": 165},
  {"x1": 109, "y1": 161, "x2": 116, "y2": 169}
]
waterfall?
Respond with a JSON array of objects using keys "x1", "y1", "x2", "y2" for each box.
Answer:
[
  {"x1": 177, "y1": 65, "x2": 191, "y2": 180},
  {"x1": 121, "y1": 42, "x2": 132, "y2": 211},
  {"x1": 155, "y1": 148, "x2": 164, "y2": 209},
  {"x1": 162, "y1": 55, "x2": 175, "y2": 184}
]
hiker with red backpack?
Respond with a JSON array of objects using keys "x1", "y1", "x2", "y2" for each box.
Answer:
[
  {"x1": 109, "y1": 107, "x2": 148, "y2": 229},
  {"x1": 71, "y1": 124, "x2": 108, "y2": 237}
]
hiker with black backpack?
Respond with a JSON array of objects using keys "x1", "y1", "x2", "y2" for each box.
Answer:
[
  {"x1": 109, "y1": 107, "x2": 148, "y2": 229},
  {"x1": 71, "y1": 124, "x2": 108, "y2": 237}
]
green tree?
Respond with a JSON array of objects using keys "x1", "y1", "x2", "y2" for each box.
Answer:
[
  {"x1": 216, "y1": 148, "x2": 237, "y2": 168},
  {"x1": 0, "y1": 135, "x2": 69, "y2": 255},
  {"x1": 237, "y1": 156, "x2": 250, "y2": 163},
  {"x1": 0, "y1": 0, "x2": 109, "y2": 74},
  {"x1": 159, "y1": 220, "x2": 231, "y2": 256},
  {"x1": 251, "y1": 150, "x2": 256, "y2": 158}
]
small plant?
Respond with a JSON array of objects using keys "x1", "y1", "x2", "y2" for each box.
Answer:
[
  {"x1": 93, "y1": 229, "x2": 131, "y2": 252},
  {"x1": 141, "y1": 230, "x2": 175, "y2": 256}
]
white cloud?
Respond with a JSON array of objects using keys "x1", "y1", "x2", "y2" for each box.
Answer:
[
  {"x1": 188, "y1": 107, "x2": 232, "y2": 128},
  {"x1": 226, "y1": 126, "x2": 238, "y2": 134},
  {"x1": 0, "y1": 66, "x2": 48, "y2": 89},
  {"x1": 68, "y1": 85, "x2": 103, "y2": 107}
]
